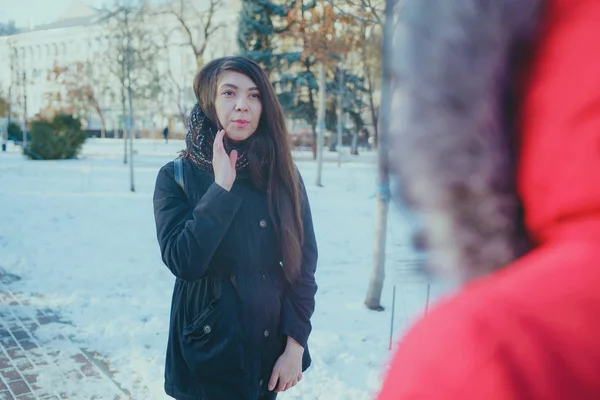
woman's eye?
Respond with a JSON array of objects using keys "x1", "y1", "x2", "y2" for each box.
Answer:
[
  {"x1": 250, "y1": 93, "x2": 260, "y2": 99},
  {"x1": 223, "y1": 91, "x2": 234, "y2": 96}
]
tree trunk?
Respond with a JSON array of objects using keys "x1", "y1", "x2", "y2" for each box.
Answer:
[
  {"x1": 122, "y1": 120, "x2": 127, "y2": 163},
  {"x1": 96, "y1": 107, "x2": 107, "y2": 139},
  {"x1": 368, "y1": 88, "x2": 379, "y2": 147},
  {"x1": 121, "y1": 77, "x2": 127, "y2": 164},
  {"x1": 365, "y1": 0, "x2": 394, "y2": 311},
  {"x1": 351, "y1": 131, "x2": 359, "y2": 155},
  {"x1": 128, "y1": 92, "x2": 135, "y2": 192},
  {"x1": 366, "y1": 194, "x2": 389, "y2": 310},
  {"x1": 361, "y1": 20, "x2": 379, "y2": 147},
  {"x1": 311, "y1": 123, "x2": 317, "y2": 159},
  {"x1": 126, "y1": 10, "x2": 135, "y2": 193},
  {"x1": 4, "y1": 84, "x2": 11, "y2": 151},
  {"x1": 315, "y1": 63, "x2": 326, "y2": 187},
  {"x1": 306, "y1": 62, "x2": 318, "y2": 160},
  {"x1": 337, "y1": 68, "x2": 344, "y2": 167}
]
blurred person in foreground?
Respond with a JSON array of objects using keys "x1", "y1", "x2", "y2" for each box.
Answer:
[
  {"x1": 153, "y1": 56, "x2": 318, "y2": 400},
  {"x1": 379, "y1": 0, "x2": 600, "y2": 398}
]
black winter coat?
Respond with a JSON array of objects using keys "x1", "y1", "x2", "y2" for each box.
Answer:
[{"x1": 153, "y1": 158, "x2": 318, "y2": 400}]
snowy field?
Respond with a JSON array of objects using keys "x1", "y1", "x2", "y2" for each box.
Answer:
[{"x1": 0, "y1": 139, "x2": 451, "y2": 399}]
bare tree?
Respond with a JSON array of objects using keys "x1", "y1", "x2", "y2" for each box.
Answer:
[
  {"x1": 364, "y1": 0, "x2": 401, "y2": 311},
  {"x1": 48, "y1": 62, "x2": 109, "y2": 138},
  {"x1": 158, "y1": 0, "x2": 225, "y2": 69},
  {"x1": 325, "y1": 0, "x2": 385, "y2": 25},
  {"x1": 103, "y1": 0, "x2": 162, "y2": 190},
  {"x1": 323, "y1": 0, "x2": 398, "y2": 310},
  {"x1": 158, "y1": 31, "x2": 189, "y2": 126},
  {"x1": 358, "y1": 21, "x2": 382, "y2": 146},
  {"x1": 153, "y1": 0, "x2": 226, "y2": 130},
  {"x1": 284, "y1": 0, "x2": 363, "y2": 182},
  {"x1": 5, "y1": 39, "x2": 17, "y2": 139}
]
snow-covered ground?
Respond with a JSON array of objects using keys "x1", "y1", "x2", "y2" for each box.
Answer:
[{"x1": 0, "y1": 139, "x2": 452, "y2": 399}]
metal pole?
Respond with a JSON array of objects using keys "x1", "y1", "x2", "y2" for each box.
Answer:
[
  {"x1": 337, "y1": 68, "x2": 343, "y2": 167},
  {"x1": 388, "y1": 285, "x2": 396, "y2": 350}
]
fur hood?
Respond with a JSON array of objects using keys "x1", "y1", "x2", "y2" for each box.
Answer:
[{"x1": 388, "y1": 0, "x2": 542, "y2": 282}]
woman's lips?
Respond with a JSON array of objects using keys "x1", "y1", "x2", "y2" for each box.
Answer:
[{"x1": 232, "y1": 120, "x2": 249, "y2": 128}]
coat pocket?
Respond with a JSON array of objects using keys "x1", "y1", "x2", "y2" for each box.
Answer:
[
  {"x1": 182, "y1": 300, "x2": 218, "y2": 340},
  {"x1": 180, "y1": 297, "x2": 246, "y2": 379}
]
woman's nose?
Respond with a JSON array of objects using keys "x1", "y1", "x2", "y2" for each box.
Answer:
[{"x1": 235, "y1": 98, "x2": 249, "y2": 111}]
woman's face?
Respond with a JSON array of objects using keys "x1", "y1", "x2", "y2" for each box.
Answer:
[{"x1": 215, "y1": 71, "x2": 263, "y2": 143}]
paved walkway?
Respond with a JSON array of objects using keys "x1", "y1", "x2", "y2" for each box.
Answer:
[{"x1": 0, "y1": 270, "x2": 129, "y2": 400}]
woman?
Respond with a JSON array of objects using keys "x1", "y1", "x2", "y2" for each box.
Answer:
[{"x1": 153, "y1": 56, "x2": 318, "y2": 400}]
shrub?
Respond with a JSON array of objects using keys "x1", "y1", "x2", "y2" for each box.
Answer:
[
  {"x1": 7, "y1": 121, "x2": 24, "y2": 142},
  {"x1": 25, "y1": 114, "x2": 86, "y2": 160}
]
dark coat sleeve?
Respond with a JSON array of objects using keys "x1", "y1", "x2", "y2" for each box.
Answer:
[
  {"x1": 280, "y1": 171, "x2": 318, "y2": 348},
  {"x1": 153, "y1": 163, "x2": 243, "y2": 282}
]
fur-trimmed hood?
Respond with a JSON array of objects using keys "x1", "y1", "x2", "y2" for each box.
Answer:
[
  {"x1": 388, "y1": 0, "x2": 542, "y2": 282},
  {"x1": 390, "y1": 0, "x2": 600, "y2": 283}
]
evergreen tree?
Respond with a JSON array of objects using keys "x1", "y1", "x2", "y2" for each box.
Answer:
[
  {"x1": 237, "y1": 1, "x2": 368, "y2": 157},
  {"x1": 237, "y1": 0, "x2": 277, "y2": 73},
  {"x1": 0, "y1": 21, "x2": 17, "y2": 37},
  {"x1": 238, "y1": 0, "x2": 319, "y2": 156}
]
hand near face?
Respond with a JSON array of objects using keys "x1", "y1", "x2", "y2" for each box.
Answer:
[{"x1": 213, "y1": 129, "x2": 238, "y2": 191}]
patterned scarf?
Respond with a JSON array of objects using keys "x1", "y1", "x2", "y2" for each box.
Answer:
[{"x1": 182, "y1": 103, "x2": 250, "y2": 172}]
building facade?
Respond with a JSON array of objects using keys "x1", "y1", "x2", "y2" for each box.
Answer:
[{"x1": 0, "y1": 0, "x2": 240, "y2": 138}]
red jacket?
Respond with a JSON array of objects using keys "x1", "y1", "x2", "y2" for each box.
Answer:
[{"x1": 378, "y1": 0, "x2": 600, "y2": 399}]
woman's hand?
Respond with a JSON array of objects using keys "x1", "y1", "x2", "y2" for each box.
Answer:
[
  {"x1": 212, "y1": 130, "x2": 237, "y2": 191},
  {"x1": 268, "y1": 336, "x2": 304, "y2": 393}
]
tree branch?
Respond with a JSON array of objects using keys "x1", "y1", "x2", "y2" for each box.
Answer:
[
  {"x1": 169, "y1": 10, "x2": 200, "y2": 58},
  {"x1": 324, "y1": 0, "x2": 382, "y2": 25}
]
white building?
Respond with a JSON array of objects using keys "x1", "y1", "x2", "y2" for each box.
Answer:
[{"x1": 0, "y1": 0, "x2": 241, "y2": 138}]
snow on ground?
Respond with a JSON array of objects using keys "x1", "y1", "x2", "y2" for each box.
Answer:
[{"x1": 0, "y1": 139, "x2": 452, "y2": 399}]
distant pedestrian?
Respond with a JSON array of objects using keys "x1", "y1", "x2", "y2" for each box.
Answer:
[
  {"x1": 163, "y1": 126, "x2": 169, "y2": 143},
  {"x1": 359, "y1": 128, "x2": 370, "y2": 151}
]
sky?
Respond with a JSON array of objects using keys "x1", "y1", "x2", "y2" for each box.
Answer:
[
  {"x1": 0, "y1": 0, "x2": 105, "y2": 28},
  {"x1": 0, "y1": 0, "x2": 178, "y2": 28},
  {"x1": 0, "y1": 0, "x2": 185, "y2": 28}
]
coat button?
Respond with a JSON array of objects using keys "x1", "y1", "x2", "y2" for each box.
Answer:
[
  {"x1": 263, "y1": 329, "x2": 270, "y2": 338},
  {"x1": 261, "y1": 273, "x2": 266, "y2": 281},
  {"x1": 203, "y1": 325, "x2": 211, "y2": 334},
  {"x1": 259, "y1": 219, "x2": 267, "y2": 228}
]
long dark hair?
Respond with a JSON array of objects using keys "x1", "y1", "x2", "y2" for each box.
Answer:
[{"x1": 193, "y1": 56, "x2": 304, "y2": 282}]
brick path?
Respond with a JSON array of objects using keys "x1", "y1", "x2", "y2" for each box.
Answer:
[{"x1": 0, "y1": 270, "x2": 130, "y2": 400}]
